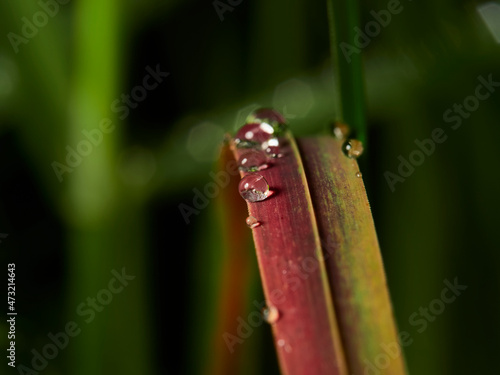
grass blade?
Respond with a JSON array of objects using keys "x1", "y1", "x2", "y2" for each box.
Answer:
[
  {"x1": 297, "y1": 136, "x2": 408, "y2": 374},
  {"x1": 204, "y1": 145, "x2": 256, "y2": 375},
  {"x1": 327, "y1": 0, "x2": 367, "y2": 143},
  {"x1": 227, "y1": 133, "x2": 348, "y2": 375}
]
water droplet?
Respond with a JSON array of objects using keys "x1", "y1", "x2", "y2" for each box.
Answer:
[
  {"x1": 277, "y1": 338, "x2": 292, "y2": 353},
  {"x1": 262, "y1": 305, "x2": 280, "y2": 324},
  {"x1": 238, "y1": 150, "x2": 268, "y2": 172},
  {"x1": 246, "y1": 216, "x2": 260, "y2": 228},
  {"x1": 342, "y1": 139, "x2": 364, "y2": 159},
  {"x1": 332, "y1": 122, "x2": 350, "y2": 140},
  {"x1": 235, "y1": 122, "x2": 274, "y2": 145},
  {"x1": 356, "y1": 171, "x2": 362, "y2": 178},
  {"x1": 262, "y1": 137, "x2": 283, "y2": 158},
  {"x1": 239, "y1": 173, "x2": 270, "y2": 202},
  {"x1": 247, "y1": 108, "x2": 287, "y2": 134}
]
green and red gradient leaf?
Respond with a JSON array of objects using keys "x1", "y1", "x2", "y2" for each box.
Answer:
[
  {"x1": 298, "y1": 137, "x2": 407, "y2": 374},
  {"x1": 214, "y1": 131, "x2": 407, "y2": 375}
]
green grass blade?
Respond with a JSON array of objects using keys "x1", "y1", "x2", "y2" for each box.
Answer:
[{"x1": 327, "y1": 0, "x2": 367, "y2": 144}]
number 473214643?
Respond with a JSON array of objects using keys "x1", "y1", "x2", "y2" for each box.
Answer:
[{"x1": 7, "y1": 263, "x2": 15, "y2": 312}]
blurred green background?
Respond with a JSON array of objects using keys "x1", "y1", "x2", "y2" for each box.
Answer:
[{"x1": 1, "y1": 0, "x2": 499, "y2": 374}]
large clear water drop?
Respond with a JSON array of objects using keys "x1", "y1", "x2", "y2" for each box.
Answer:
[
  {"x1": 235, "y1": 123, "x2": 274, "y2": 146},
  {"x1": 238, "y1": 173, "x2": 270, "y2": 202}
]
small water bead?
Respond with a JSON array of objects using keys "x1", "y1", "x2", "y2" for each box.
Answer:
[
  {"x1": 262, "y1": 138, "x2": 283, "y2": 158},
  {"x1": 235, "y1": 122, "x2": 274, "y2": 145},
  {"x1": 356, "y1": 171, "x2": 362, "y2": 178},
  {"x1": 239, "y1": 173, "x2": 270, "y2": 202},
  {"x1": 342, "y1": 139, "x2": 364, "y2": 159},
  {"x1": 332, "y1": 122, "x2": 350, "y2": 140},
  {"x1": 277, "y1": 339, "x2": 292, "y2": 353},
  {"x1": 262, "y1": 305, "x2": 280, "y2": 324},
  {"x1": 238, "y1": 150, "x2": 268, "y2": 172},
  {"x1": 246, "y1": 216, "x2": 260, "y2": 228}
]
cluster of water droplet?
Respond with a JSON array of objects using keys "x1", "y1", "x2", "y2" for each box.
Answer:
[
  {"x1": 331, "y1": 122, "x2": 364, "y2": 159},
  {"x1": 229, "y1": 108, "x2": 289, "y2": 229},
  {"x1": 332, "y1": 122, "x2": 365, "y2": 178},
  {"x1": 233, "y1": 108, "x2": 288, "y2": 208},
  {"x1": 234, "y1": 116, "x2": 364, "y2": 225},
  {"x1": 235, "y1": 108, "x2": 287, "y2": 159}
]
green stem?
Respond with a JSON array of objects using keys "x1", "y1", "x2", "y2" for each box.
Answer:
[
  {"x1": 327, "y1": 0, "x2": 367, "y2": 145},
  {"x1": 67, "y1": 1, "x2": 151, "y2": 374}
]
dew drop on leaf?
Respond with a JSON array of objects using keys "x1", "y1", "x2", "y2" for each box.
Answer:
[
  {"x1": 238, "y1": 150, "x2": 268, "y2": 172},
  {"x1": 238, "y1": 173, "x2": 270, "y2": 202},
  {"x1": 262, "y1": 137, "x2": 283, "y2": 158},
  {"x1": 356, "y1": 171, "x2": 362, "y2": 178},
  {"x1": 277, "y1": 338, "x2": 292, "y2": 353},
  {"x1": 262, "y1": 305, "x2": 280, "y2": 324},
  {"x1": 342, "y1": 139, "x2": 364, "y2": 159},
  {"x1": 235, "y1": 122, "x2": 274, "y2": 145},
  {"x1": 246, "y1": 216, "x2": 260, "y2": 228}
]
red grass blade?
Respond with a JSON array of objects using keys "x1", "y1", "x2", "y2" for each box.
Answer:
[{"x1": 227, "y1": 133, "x2": 348, "y2": 375}]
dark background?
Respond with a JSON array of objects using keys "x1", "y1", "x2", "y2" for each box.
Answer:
[{"x1": 1, "y1": 0, "x2": 499, "y2": 374}]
